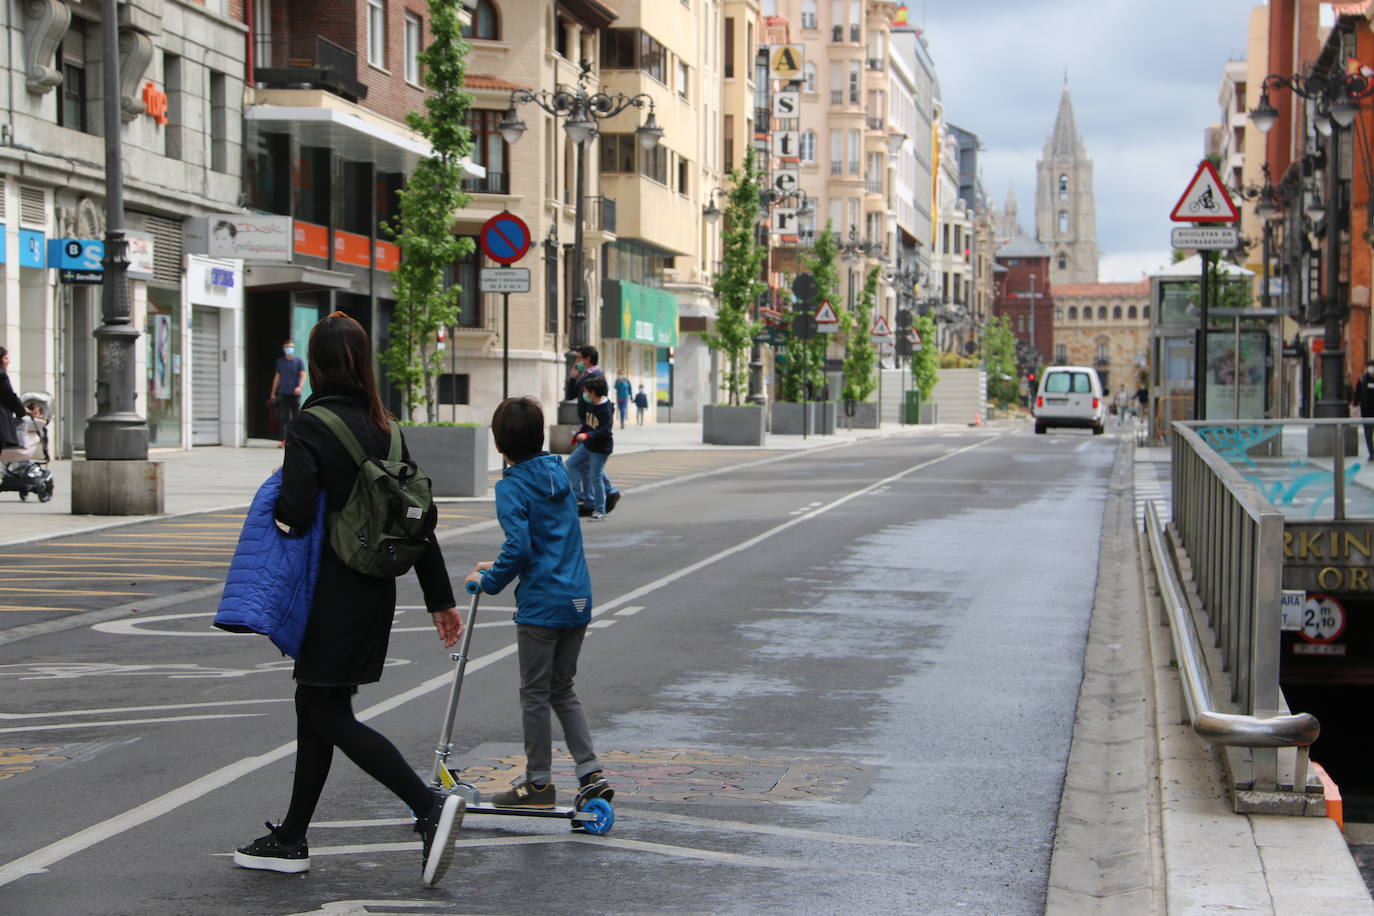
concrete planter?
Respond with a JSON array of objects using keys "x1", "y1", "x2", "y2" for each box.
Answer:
[
  {"x1": 846, "y1": 401, "x2": 880, "y2": 429},
  {"x1": 771, "y1": 402, "x2": 812, "y2": 435},
  {"x1": 402, "y1": 425, "x2": 487, "y2": 497},
  {"x1": 702, "y1": 404, "x2": 766, "y2": 445},
  {"x1": 919, "y1": 403, "x2": 939, "y2": 425},
  {"x1": 813, "y1": 402, "x2": 837, "y2": 435}
]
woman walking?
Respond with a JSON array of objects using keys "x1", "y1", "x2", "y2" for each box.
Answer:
[
  {"x1": 233, "y1": 313, "x2": 465, "y2": 886},
  {"x1": 0, "y1": 347, "x2": 26, "y2": 450}
]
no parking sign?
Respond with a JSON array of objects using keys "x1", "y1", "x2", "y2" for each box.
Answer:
[{"x1": 479, "y1": 211, "x2": 531, "y2": 265}]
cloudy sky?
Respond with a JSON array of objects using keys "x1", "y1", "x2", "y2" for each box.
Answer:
[{"x1": 921, "y1": 0, "x2": 1260, "y2": 282}]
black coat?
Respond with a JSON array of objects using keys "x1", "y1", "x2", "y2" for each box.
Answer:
[
  {"x1": 1354, "y1": 374, "x2": 1374, "y2": 416},
  {"x1": 276, "y1": 386, "x2": 456, "y2": 686},
  {"x1": 0, "y1": 370, "x2": 23, "y2": 449}
]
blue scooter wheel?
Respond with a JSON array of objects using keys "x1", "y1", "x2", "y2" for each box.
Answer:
[{"x1": 579, "y1": 797, "x2": 614, "y2": 835}]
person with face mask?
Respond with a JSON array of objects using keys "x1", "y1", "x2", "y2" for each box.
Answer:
[
  {"x1": 563, "y1": 346, "x2": 620, "y2": 514},
  {"x1": 1352, "y1": 360, "x2": 1374, "y2": 460},
  {"x1": 270, "y1": 340, "x2": 307, "y2": 447}
]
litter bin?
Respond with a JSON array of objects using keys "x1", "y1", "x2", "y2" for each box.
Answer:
[{"x1": 904, "y1": 390, "x2": 921, "y2": 424}]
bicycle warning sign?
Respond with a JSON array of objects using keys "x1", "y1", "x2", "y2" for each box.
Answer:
[{"x1": 1170, "y1": 160, "x2": 1239, "y2": 223}]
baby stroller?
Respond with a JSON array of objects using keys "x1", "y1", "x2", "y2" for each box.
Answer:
[{"x1": 1, "y1": 392, "x2": 55, "y2": 502}]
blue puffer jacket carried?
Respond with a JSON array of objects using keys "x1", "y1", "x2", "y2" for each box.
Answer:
[
  {"x1": 214, "y1": 470, "x2": 325, "y2": 658},
  {"x1": 479, "y1": 452, "x2": 592, "y2": 628}
]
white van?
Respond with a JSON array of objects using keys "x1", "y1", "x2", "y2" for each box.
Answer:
[{"x1": 1034, "y1": 366, "x2": 1106, "y2": 435}]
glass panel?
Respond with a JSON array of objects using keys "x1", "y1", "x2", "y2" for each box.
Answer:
[{"x1": 146, "y1": 287, "x2": 183, "y2": 447}]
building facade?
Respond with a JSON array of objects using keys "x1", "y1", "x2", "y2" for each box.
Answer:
[
  {"x1": 1035, "y1": 85, "x2": 1098, "y2": 287},
  {"x1": 1051, "y1": 281, "x2": 1150, "y2": 394},
  {"x1": 994, "y1": 234, "x2": 1053, "y2": 367}
]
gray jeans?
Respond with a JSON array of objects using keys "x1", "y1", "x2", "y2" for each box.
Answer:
[{"x1": 516, "y1": 623, "x2": 601, "y2": 785}]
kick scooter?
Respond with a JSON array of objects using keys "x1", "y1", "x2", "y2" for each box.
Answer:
[{"x1": 427, "y1": 581, "x2": 616, "y2": 836}]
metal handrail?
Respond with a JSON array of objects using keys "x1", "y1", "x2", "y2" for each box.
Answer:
[{"x1": 1144, "y1": 501, "x2": 1317, "y2": 791}]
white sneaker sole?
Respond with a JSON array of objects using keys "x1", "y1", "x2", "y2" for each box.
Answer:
[
  {"x1": 422, "y1": 794, "x2": 465, "y2": 886},
  {"x1": 233, "y1": 850, "x2": 310, "y2": 874}
]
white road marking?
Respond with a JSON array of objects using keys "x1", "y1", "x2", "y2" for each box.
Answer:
[
  {"x1": 587, "y1": 620, "x2": 616, "y2": 629},
  {"x1": 613, "y1": 606, "x2": 644, "y2": 616},
  {"x1": 0, "y1": 713, "x2": 266, "y2": 734},
  {"x1": 0, "y1": 698, "x2": 290, "y2": 720},
  {"x1": 93, "y1": 611, "x2": 513, "y2": 639},
  {"x1": 0, "y1": 435, "x2": 996, "y2": 888}
]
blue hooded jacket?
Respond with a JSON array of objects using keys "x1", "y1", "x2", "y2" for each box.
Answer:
[{"x1": 479, "y1": 453, "x2": 592, "y2": 627}]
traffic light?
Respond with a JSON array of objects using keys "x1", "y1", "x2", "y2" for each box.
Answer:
[{"x1": 1027, "y1": 371, "x2": 1036, "y2": 385}]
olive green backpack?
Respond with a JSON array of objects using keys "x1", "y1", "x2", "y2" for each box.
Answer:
[{"x1": 303, "y1": 406, "x2": 437, "y2": 577}]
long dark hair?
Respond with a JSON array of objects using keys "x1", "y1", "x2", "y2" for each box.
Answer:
[{"x1": 307, "y1": 312, "x2": 391, "y2": 431}]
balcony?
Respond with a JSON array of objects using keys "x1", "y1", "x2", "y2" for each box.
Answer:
[
  {"x1": 830, "y1": 89, "x2": 843, "y2": 105},
  {"x1": 255, "y1": 34, "x2": 368, "y2": 103},
  {"x1": 830, "y1": 160, "x2": 843, "y2": 175},
  {"x1": 866, "y1": 59, "x2": 883, "y2": 71},
  {"x1": 584, "y1": 196, "x2": 617, "y2": 234},
  {"x1": 866, "y1": 115, "x2": 884, "y2": 131},
  {"x1": 755, "y1": 107, "x2": 771, "y2": 130},
  {"x1": 461, "y1": 170, "x2": 508, "y2": 195},
  {"x1": 865, "y1": 177, "x2": 883, "y2": 194}
]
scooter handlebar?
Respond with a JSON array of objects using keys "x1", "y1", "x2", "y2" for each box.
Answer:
[{"x1": 465, "y1": 580, "x2": 482, "y2": 595}]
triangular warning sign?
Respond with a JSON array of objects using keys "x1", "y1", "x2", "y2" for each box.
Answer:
[
  {"x1": 1170, "y1": 161, "x2": 1239, "y2": 223},
  {"x1": 815, "y1": 301, "x2": 839, "y2": 324},
  {"x1": 871, "y1": 315, "x2": 892, "y2": 336}
]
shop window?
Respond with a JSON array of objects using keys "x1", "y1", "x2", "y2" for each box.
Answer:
[
  {"x1": 462, "y1": 0, "x2": 500, "y2": 40},
  {"x1": 374, "y1": 171, "x2": 403, "y2": 237},
  {"x1": 250, "y1": 131, "x2": 291, "y2": 215},
  {"x1": 297, "y1": 146, "x2": 332, "y2": 226},
  {"x1": 340, "y1": 159, "x2": 373, "y2": 235}
]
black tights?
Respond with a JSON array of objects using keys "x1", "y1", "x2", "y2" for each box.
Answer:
[{"x1": 277, "y1": 684, "x2": 433, "y2": 843}]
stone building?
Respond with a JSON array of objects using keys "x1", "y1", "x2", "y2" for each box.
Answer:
[
  {"x1": 1051, "y1": 280, "x2": 1150, "y2": 394},
  {"x1": 1035, "y1": 84, "x2": 1098, "y2": 287}
]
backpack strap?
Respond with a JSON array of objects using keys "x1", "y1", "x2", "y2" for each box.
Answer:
[
  {"x1": 386, "y1": 422, "x2": 402, "y2": 463},
  {"x1": 303, "y1": 406, "x2": 367, "y2": 466}
]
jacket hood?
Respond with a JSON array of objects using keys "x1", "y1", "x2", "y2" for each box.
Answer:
[{"x1": 504, "y1": 452, "x2": 570, "y2": 501}]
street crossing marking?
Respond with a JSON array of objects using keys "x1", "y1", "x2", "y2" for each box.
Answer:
[
  {"x1": 0, "y1": 713, "x2": 266, "y2": 734},
  {"x1": 613, "y1": 606, "x2": 644, "y2": 616},
  {"x1": 0, "y1": 698, "x2": 291, "y2": 720},
  {"x1": 588, "y1": 620, "x2": 616, "y2": 629}
]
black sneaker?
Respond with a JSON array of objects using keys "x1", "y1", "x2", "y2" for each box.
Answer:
[
  {"x1": 489, "y1": 781, "x2": 557, "y2": 808},
  {"x1": 234, "y1": 822, "x2": 309, "y2": 874},
  {"x1": 605, "y1": 491, "x2": 621, "y2": 513},
  {"x1": 577, "y1": 504, "x2": 593, "y2": 517},
  {"x1": 415, "y1": 791, "x2": 465, "y2": 887},
  {"x1": 576, "y1": 770, "x2": 615, "y2": 804}
]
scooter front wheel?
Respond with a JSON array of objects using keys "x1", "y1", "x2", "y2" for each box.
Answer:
[{"x1": 576, "y1": 797, "x2": 614, "y2": 835}]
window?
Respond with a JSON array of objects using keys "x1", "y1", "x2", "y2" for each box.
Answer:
[
  {"x1": 209, "y1": 71, "x2": 229, "y2": 172},
  {"x1": 367, "y1": 0, "x2": 385, "y2": 67},
  {"x1": 1112, "y1": 306, "x2": 1122, "y2": 320},
  {"x1": 1128, "y1": 306, "x2": 1138, "y2": 319},
  {"x1": 437, "y1": 374, "x2": 470, "y2": 405},
  {"x1": 830, "y1": 129, "x2": 842, "y2": 174},
  {"x1": 555, "y1": 16, "x2": 569, "y2": 57},
  {"x1": 1068, "y1": 306, "x2": 1078, "y2": 320},
  {"x1": 848, "y1": 129, "x2": 860, "y2": 174},
  {"x1": 462, "y1": 0, "x2": 500, "y2": 40},
  {"x1": 545, "y1": 234, "x2": 559, "y2": 335},
  {"x1": 849, "y1": 0, "x2": 861, "y2": 40},
  {"x1": 723, "y1": 115, "x2": 733, "y2": 172},
  {"x1": 802, "y1": 0, "x2": 818, "y2": 28},
  {"x1": 724, "y1": 19, "x2": 735, "y2": 78},
  {"x1": 804, "y1": 61, "x2": 817, "y2": 93},
  {"x1": 1057, "y1": 253, "x2": 1066, "y2": 270},
  {"x1": 641, "y1": 143, "x2": 668, "y2": 184},
  {"x1": 1045, "y1": 371, "x2": 1092, "y2": 394},
  {"x1": 1055, "y1": 344, "x2": 1067, "y2": 363},
  {"x1": 404, "y1": 12, "x2": 422, "y2": 84},
  {"x1": 800, "y1": 130, "x2": 816, "y2": 163},
  {"x1": 463, "y1": 110, "x2": 510, "y2": 193},
  {"x1": 831, "y1": 0, "x2": 843, "y2": 40},
  {"x1": 677, "y1": 60, "x2": 689, "y2": 99},
  {"x1": 599, "y1": 133, "x2": 638, "y2": 174},
  {"x1": 1059, "y1": 211, "x2": 1068, "y2": 233},
  {"x1": 640, "y1": 31, "x2": 666, "y2": 83},
  {"x1": 452, "y1": 236, "x2": 483, "y2": 327},
  {"x1": 1097, "y1": 306, "x2": 1107, "y2": 320},
  {"x1": 1143, "y1": 305, "x2": 1151, "y2": 320},
  {"x1": 164, "y1": 54, "x2": 184, "y2": 159},
  {"x1": 1058, "y1": 174, "x2": 1068, "y2": 199},
  {"x1": 677, "y1": 156, "x2": 689, "y2": 195},
  {"x1": 848, "y1": 61, "x2": 860, "y2": 103},
  {"x1": 56, "y1": 19, "x2": 89, "y2": 133},
  {"x1": 1096, "y1": 342, "x2": 1109, "y2": 363}
]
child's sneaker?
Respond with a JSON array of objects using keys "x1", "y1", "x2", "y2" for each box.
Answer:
[
  {"x1": 415, "y1": 790, "x2": 465, "y2": 886},
  {"x1": 233, "y1": 822, "x2": 310, "y2": 873},
  {"x1": 576, "y1": 770, "x2": 615, "y2": 803},
  {"x1": 588, "y1": 511, "x2": 606, "y2": 521},
  {"x1": 489, "y1": 780, "x2": 557, "y2": 808}
]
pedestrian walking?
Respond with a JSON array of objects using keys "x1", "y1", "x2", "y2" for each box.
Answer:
[
  {"x1": 0, "y1": 347, "x2": 25, "y2": 451},
  {"x1": 1115, "y1": 385, "x2": 1131, "y2": 426},
  {"x1": 633, "y1": 385, "x2": 649, "y2": 428},
  {"x1": 1135, "y1": 384, "x2": 1148, "y2": 421},
  {"x1": 269, "y1": 340, "x2": 307, "y2": 447},
  {"x1": 233, "y1": 313, "x2": 466, "y2": 886},
  {"x1": 566, "y1": 376, "x2": 614, "y2": 520},
  {"x1": 565, "y1": 346, "x2": 619, "y2": 513},
  {"x1": 465, "y1": 396, "x2": 613, "y2": 808},
  {"x1": 1352, "y1": 360, "x2": 1374, "y2": 459},
  {"x1": 614, "y1": 371, "x2": 632, "y2": 430}
]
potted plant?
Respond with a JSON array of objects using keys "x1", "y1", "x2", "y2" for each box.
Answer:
[
  {"x1": 703, "y1": 149, "x2": 767, "y2": 446},
  {"x1": 377, "y1": 0, "x2": 488, "y2": 493},
  {"x1": 774, "y1": 224, "x2": 837, "y2": 435},
  {"x1": 911, "y1": 312, "x2": 940, "y2": 423}
]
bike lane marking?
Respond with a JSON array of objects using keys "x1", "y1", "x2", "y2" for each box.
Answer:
[{"x1": 0, "y1": 434, "x2": 997, "y2": 887}]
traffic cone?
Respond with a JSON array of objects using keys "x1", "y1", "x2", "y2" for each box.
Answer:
[{"x1": 971, "y1": 412, "x2": 983, "y2": 427}]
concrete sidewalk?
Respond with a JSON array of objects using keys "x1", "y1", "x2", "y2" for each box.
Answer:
[{"x1": 0, "y1": 417, "x2": 951, "y2": 547}]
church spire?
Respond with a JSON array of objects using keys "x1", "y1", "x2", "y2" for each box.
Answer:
[{"x1": 1050, "y1": 85, "x2": 1081, "y2": 159}]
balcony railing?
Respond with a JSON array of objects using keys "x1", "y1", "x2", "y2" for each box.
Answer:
[
  {"x1": 830, "y1": 89, "x2": 843, "y2": 105},
  {"x1": 832, "y1": 25, "x2": 843, "y2": 41},
  {"x1": 850, "y1": 25, "x2": 861, "y2": 41},
  {"x1": 866, "y1": 115, "x2": 883, "y2": 130},
  {"x1": 255, "y1": 33, "x2": 368, "y2": 102},
  {"x1": 583, "y1": 196, "x2": 616, "y2": 234},
  {"x1": 754, "y1": 107, "x2": 771, "y2": 130},
  {"x1": 865, "y1": 177, "x2": 883, "y2": 194},
  {"x1": 830, "y1": 160, "x2": 843, "y2": 175},
  {"x1": 461, "y1": 170, "x2": 508, "y2": 195},
  {"x1": 866, "y1": 58, "x2": 883, "y2": 71}
]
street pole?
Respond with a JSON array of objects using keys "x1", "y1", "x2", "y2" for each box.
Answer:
[
  {"x1": 1194, "y1": 251, "x2": 1211, "y2": 420},
  {"x1": 1317, "y1": 121, "x2": 1348, "y2": 424},
  {"x1": 85, "y1": 0, "x2": 148, "y2": 461},
  {"x1": 570, "y1": 139, "x2": 587, "y2": 364},
  {"x1": 1027, "y1": 273, "x2": 1037, "y2": 369},
  {"x1": 502, "y1": 291, "x2": 510, "y2": 401}
]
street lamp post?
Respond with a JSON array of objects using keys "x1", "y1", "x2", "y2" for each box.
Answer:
[
  {"x1": 1250, "y1": 67, "x2": 1374, "y2": 426},
  {"x1": 498, "y1": 60, "x2": 663, "y2": 405},
  {"x1": 1027, "y1": 272, "x2": 1038, "y2": 368}
]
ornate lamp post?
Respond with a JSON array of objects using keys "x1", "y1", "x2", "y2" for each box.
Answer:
[
  {"x1": 498, "y1": 60, "x2": 662, "y2": 397},
  {"x1": 1250, "y1": 67, "x2": 1374, "y2": 423}
]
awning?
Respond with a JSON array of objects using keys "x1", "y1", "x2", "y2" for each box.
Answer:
[
  {"x1": 243, "y1": 263, "x2": 356, "y2": 291},
  {"x1": 245, "y1": 103, "x2": 485, "y2": 177}
]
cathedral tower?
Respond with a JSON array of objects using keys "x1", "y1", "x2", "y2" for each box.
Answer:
[{"x1": 1036, "y1": 84, "x2": 1098, "y2": 285}]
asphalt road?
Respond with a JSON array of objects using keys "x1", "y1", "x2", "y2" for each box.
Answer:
[{"x1": 0, "y1": 426, "x2": 1116, "y2": 915}]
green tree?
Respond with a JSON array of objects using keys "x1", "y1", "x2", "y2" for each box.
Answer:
[
  {"x1": 780, "y1": 223, "x2": 839, "y2": 401},
  {"x1": 910, "y1": 313, "x2": 940, "y2": 402},
  {"x1": 980, "y1": 314, "x2": 1019, "y2": 405},
  {"x1": 842, "y1": 266, "x2": 880, "y2": 402},
  {"x1": 380, "y1": 0, "x2": 475, "y2": 421},
  {"x1": 708, "y1": 148, "x2": 766, "y2": 404}
]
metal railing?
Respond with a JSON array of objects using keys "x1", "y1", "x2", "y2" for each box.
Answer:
[
  {"x1": 583, "y1": 196, "x2": 616, "y2": 233},
  {"x1": 255, "y1": 33, "x2": 368, "y2": 101},
  {"x1": 1144, "y1": 501, "x2": 1317, "y2": 793},
  {"x1": 461, "y1": 170, "x2": 508, "y2": 195}
]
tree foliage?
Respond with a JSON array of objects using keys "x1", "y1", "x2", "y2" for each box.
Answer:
[
  {"x1": 380, "y1": 0, "x2": 475, "y2": 421},
  {"x1": 842, "y1": 266, "x2": 880, "y2": 402},
  {"x1": 910, "y1": 313, "x2": 940, "y2": 402},
  {"x1": 708, "y1": 147, "x2": 766, "y2": 405},
  {"x1": 980, "y1": 314, "x2": 1020, "y2": 405},
  {"x1": 780, "y1": 223, "x2": 839, "y2": 401}
]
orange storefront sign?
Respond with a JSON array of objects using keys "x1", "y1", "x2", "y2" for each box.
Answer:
[
  {"x1": 294, "y1": 221, "x2": 329, "y2": 259},
  {"x1": 142, "y1": 81, "x2": 168, "y2": 125},
  {"x1": 334, "y1": 230, "x2": 372, "y2": 267},
  {"x1": 375, "y1": 240, "x2": 400, "y2": 272}
]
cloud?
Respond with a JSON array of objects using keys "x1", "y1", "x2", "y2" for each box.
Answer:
[{"x1": 920, "y1": 0, "x2": 1258, "y2": 273}]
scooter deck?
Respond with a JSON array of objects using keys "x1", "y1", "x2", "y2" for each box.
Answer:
[{"x1": 464, "y1": 802, "x2": 596, "y2": 822}]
